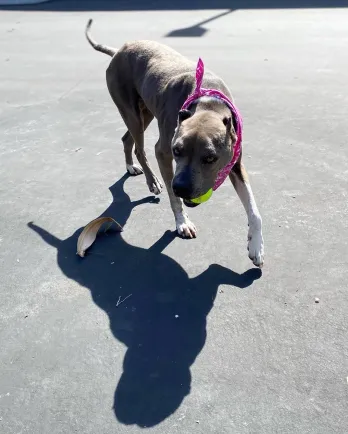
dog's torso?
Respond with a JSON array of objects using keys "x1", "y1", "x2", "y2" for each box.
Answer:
[{"x1": 107, "y1": 40, "x2": 232, "y2": 133}]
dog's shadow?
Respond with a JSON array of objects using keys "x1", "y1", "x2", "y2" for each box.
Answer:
[{"x1": 28, "y1": 174, "x2": 261, "y2": 428}]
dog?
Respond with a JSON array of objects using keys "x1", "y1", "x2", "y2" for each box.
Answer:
[{"x1": 85, "y1": 19, "x2": 264, "y2": 267}]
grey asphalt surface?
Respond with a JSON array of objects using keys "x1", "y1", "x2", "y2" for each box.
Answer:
[{"x1": 1, "y1": 1, "x2": 348, "y2": 433}]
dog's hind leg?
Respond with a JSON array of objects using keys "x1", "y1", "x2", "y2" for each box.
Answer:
[
  {"x1": 120, "y1": 103, "x2": 163, "y2": 195},
  {"x1": 122, "y1": 131, "x2": 142, "y2": 175},
  {"x1": 229, "y1": 162, "x2": 264, "y2": 267},
  {"x1": 121, "y1": 104, "x2": 155, "y2": 176},
  {"x1": 107, "y1": 73, "x2": 161, "y2": 191}
]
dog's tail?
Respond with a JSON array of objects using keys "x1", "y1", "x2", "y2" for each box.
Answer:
[{"x1": 85, "y1": 19, "x2": 117, "y2": 57}]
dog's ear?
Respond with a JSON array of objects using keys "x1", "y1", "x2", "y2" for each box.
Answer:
[
  {"x1": 223, "y1": 116, "x2": 237, "y2": 143},
  {"x1": 223, "y1": 116, "x2": 238, "y2": 135},
  {"x1": 178, "y1": 109, "x2": 192, "y2": 123},
  {"x1": 223, "y1": 116, "x2": 232, "y2": 131}
]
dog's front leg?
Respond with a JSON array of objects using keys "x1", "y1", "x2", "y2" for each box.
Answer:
[
  {"x1": 155, "y1": 141, "x2": 197, "y2": 238},
  {"x1": 229, "y1": 162, "x2": 264, "y2": 267}
]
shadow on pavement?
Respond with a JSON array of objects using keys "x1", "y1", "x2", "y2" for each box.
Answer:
[
  {"x1": 28, "y1": 174, "x2": 261, "y2": 427},
  {"x1": 166, "y1": 9, "x2": 234, "y2": 37},
  {"x1": 1, "y1": 0, "x2": 347, "y2": 11}
]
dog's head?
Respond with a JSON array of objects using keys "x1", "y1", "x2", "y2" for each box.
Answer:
[{"x1": 171, "y1": 109, "x2": 237, "y2": 207}]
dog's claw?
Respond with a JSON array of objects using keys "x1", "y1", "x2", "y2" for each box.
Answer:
[
  {"x1": 149, "y1": 180, "x2": 163, "y2": 195},
  {"x1": 176, "y1": 215, "x2": 197, "y2": 239},
  {"x1": 249, "y1": 252, "x2": 264, "y2": 268},
  {"x1": 147, "y1": 175, "x2": 163, "y2": 195},
  {"x1": 247, "y1": 227, "x2": 264, "y2": 268},
  {"x1": 127, "y1": 164, "x2": 143, "y2": 176}
]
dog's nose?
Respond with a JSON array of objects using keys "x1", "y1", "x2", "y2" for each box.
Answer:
[{"x1": 172, "y1": 180, "x2": 192, "y2": 199}]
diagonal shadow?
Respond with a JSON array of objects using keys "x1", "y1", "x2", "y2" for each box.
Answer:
[
  {"x1": 28, "y1": 174, "x2": 262, "y2": 427},
  {"x1": 166, "y1": 9, "x2": 234, "y2": 37}
]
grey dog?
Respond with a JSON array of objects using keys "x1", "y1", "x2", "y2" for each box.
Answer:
[{"x1": 85, "y1": 19, "x2": 264, "y2": 267}]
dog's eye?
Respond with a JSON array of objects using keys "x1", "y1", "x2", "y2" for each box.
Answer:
[
  {"x1": 203, "y1": 156, "x2": 217, "y2": 164},
  {"x1": 172, "y1": 147, "x2": 181, "y2": 157}
]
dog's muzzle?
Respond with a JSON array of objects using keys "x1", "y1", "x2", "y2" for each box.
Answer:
[{"x1": 183, "y1": 188, "x2": 213, "y2": 207}]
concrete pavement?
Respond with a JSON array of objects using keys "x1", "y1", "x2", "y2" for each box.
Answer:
[{"x1": 1, "y1": 2, "x2": 348, "y2": 433}]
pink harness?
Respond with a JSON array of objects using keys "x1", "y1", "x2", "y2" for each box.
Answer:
[{"x1": 181, "y1": 58, "x2": 243, "y2": 191}]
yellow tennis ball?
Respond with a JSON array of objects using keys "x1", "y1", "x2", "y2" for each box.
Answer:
[{"x1": 190, "y1": 188, "x2": 213, "y2": 204}]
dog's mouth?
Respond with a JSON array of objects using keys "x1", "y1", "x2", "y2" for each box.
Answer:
[
  {"x1": 182, "y1": 188, "x2": 213, "y2": 207},
  {"x1": 183, "y1": 199, "x2": 200, "y2": 208}
]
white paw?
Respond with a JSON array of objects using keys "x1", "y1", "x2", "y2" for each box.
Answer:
[
  {"x1": 148, "y1": 176, "x2": 163, "y2": 195},
  {"x1": 176, "y1": 214, "x2": 197, "y2": 239},
  {"x1": 248, "y1": 226, "x2": 264, "y2": 268},
  {"x1": 127, "y1": 164, "x2": 143, "y2": 176}
]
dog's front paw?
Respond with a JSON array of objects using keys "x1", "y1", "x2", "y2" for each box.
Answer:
[
  {"x1": 247, "y1": 226, "x2": 264, "y2": 268},
  {"x1": 127, "y1": 164, "x2": 143, "y2": 176},
  {"x1": 176, "y1": 214, "x2": 197, "y2": 239},
  {"x1": 148, "y1": 175, "x2": 163, "y2": 195}
]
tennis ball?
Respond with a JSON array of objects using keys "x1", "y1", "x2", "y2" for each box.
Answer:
[{"x1": 190, "y1": 188, "x2": 213, "y2": 204}]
